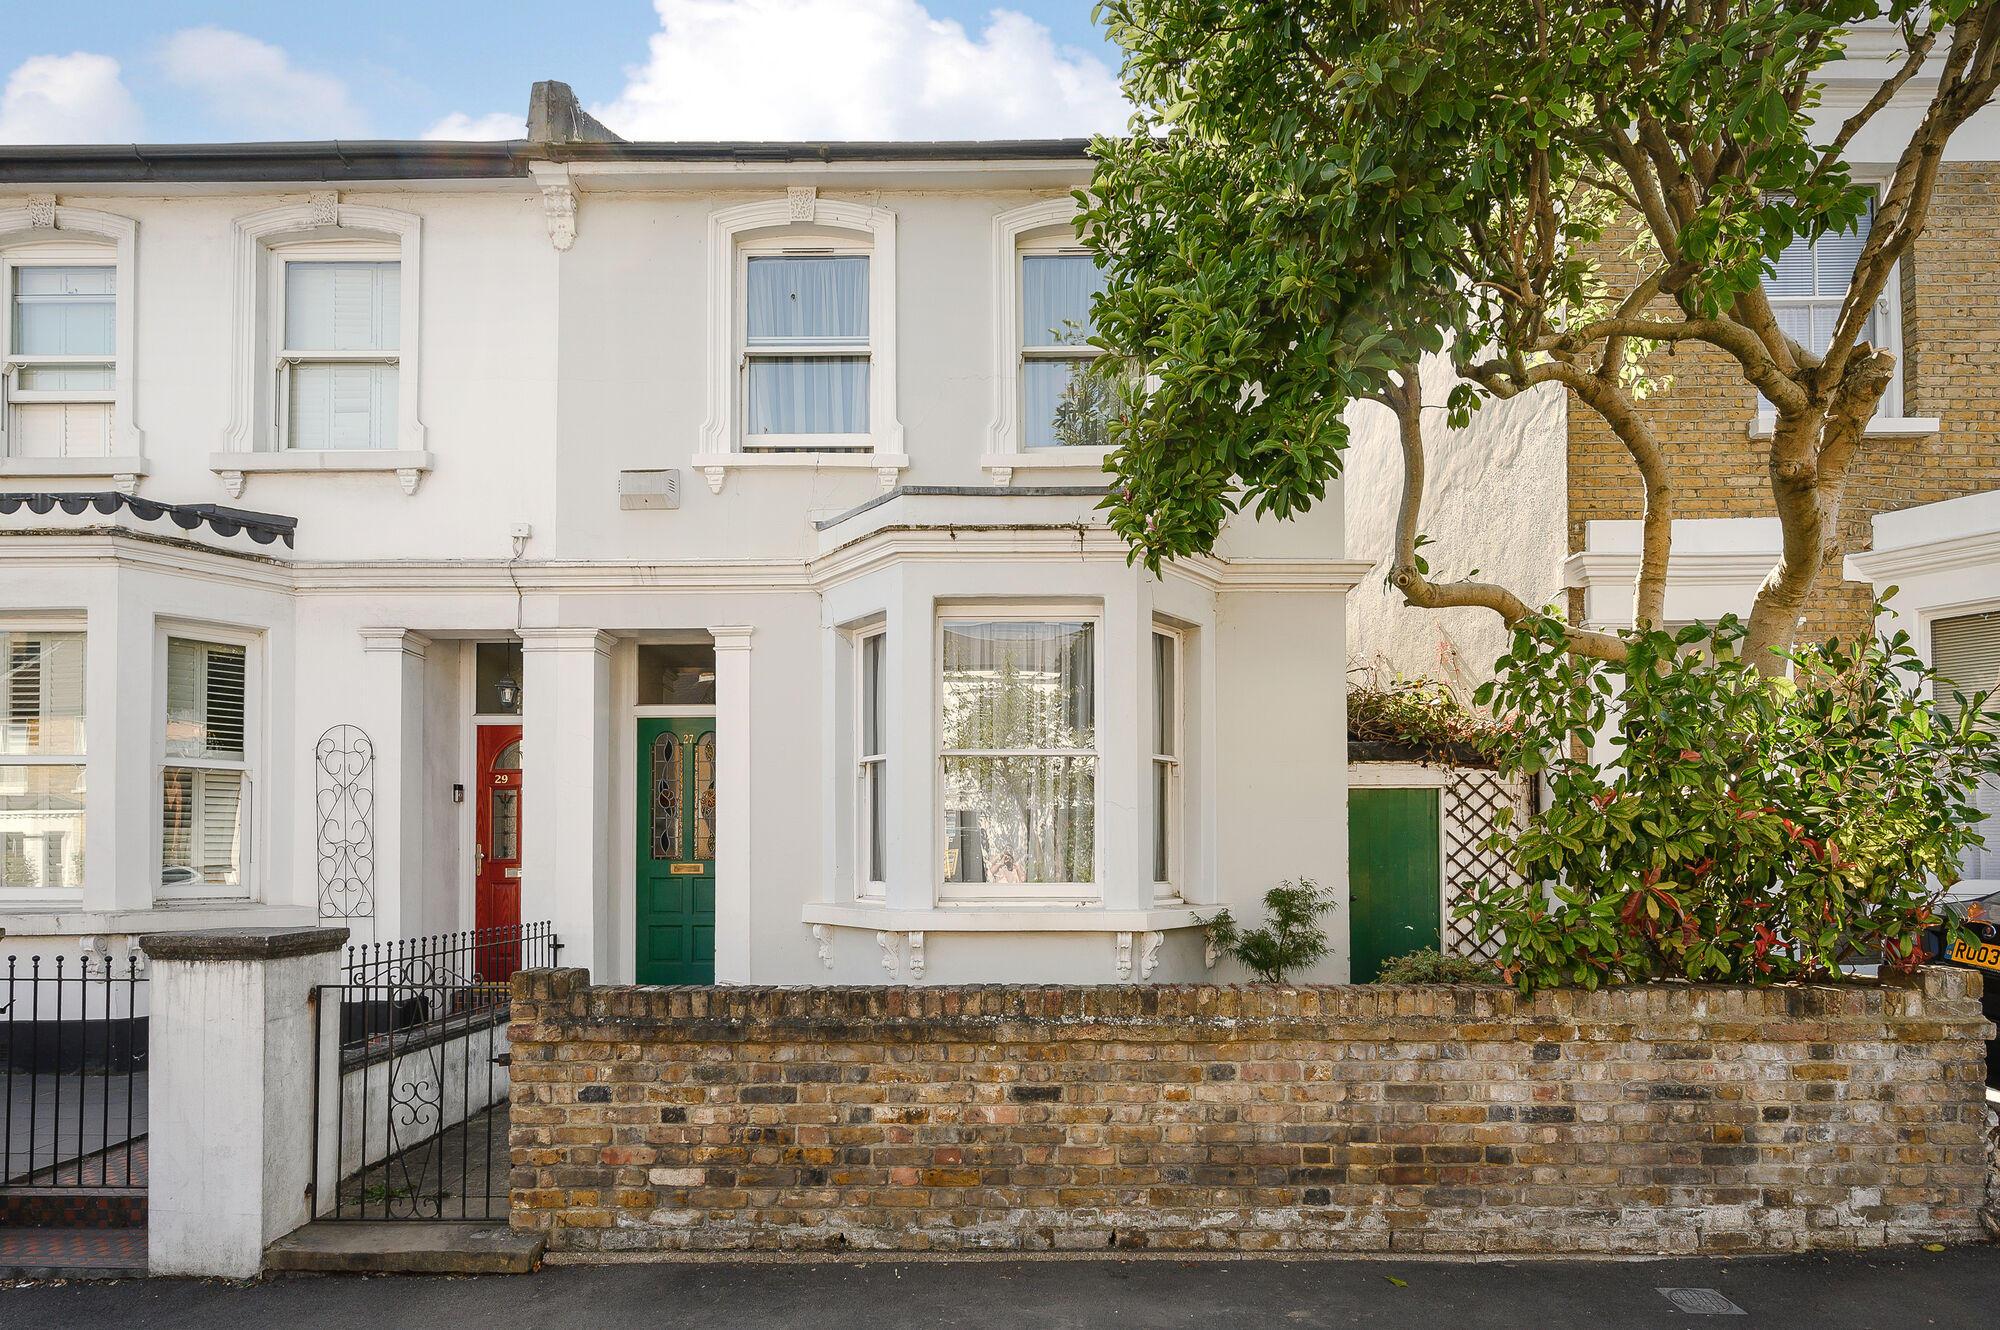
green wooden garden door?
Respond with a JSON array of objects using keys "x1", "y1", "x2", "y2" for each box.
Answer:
[
  {"x1": 636, "y1": 717, "x2": 716, "y2": 984},
  {"x1": 1348, "y1": 787, "x2": 1441, "y2": 983}
]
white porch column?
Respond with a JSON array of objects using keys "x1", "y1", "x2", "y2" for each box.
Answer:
[
  {"x1": 140, "y1": 926, "x2": 346, "y2": 1277},
  {"x1": 519, "y1": 629, "x2": 613, "y2": 977},
  {"x1": 356, "y1": 629, "x2": 430, "y2": 945},
  {"x1": 710, "y1": 625, "x2": 754, "y2": 983}
]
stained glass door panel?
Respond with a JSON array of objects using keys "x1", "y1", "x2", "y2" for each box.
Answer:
[{"x1": 635, "y1": 717, "x2": 716, "y2": 984}]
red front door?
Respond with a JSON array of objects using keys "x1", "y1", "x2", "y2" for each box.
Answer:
[{"x1": 475, "y1": 725, "x2": 523, "y2": 966}]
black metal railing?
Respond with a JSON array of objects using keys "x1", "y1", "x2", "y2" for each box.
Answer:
[
  {"x1": 337, "y1": 922, "x2": 560, "y2": 1052},
  {"x1": 312, "y1": 922, "x2": 556, "y2": 1221},
  {"x1": 2, "y1": 954, "x2": 147, "y2": 1191}
]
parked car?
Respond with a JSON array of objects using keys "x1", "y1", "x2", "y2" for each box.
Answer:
[{"x1": 1923, "y1": 890, "x2": 2000, "y2": 1088}]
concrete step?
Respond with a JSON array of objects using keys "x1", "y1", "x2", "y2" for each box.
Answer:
[{"x1": 264, "y1": 1222, "x2": 544, "y2": 1276}]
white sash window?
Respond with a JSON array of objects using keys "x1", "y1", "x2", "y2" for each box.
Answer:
[
  {"x1": 280, "y1": 260, "x2": 400, "y2": 451},
  {"x1": 0, "y1": 628, "x2": 86, "y2": 898},
  {"x1": 1933, "y1": 610, "x2": 2000, "y2": 889},
  {"x1": 939, "y1": 616, "x2": 1098, "y2": 900},
  {"x1": 5, "y1": 264, "x2": 115, "y2": 458},
  {"x1": 161, "y1": 637, "x2": 251, "y2": 897}
]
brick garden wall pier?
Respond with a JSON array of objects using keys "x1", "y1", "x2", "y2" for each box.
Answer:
[{"x1": 507, "y1": 969, "x2": 1994, "y2": 1256}]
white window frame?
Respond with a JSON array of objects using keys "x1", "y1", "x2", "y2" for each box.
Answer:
[
  {"x1": 737, "y1": 239, "x2": 874, "y2": 452},
  {"x1": 1751, "y1": 181, "x2": 1939, "y2": 438},
  {"x1": 154, "y1": 623, "x2": 261, "y2": 902},
  {"x1": 695, "y1": 194, "x2": 905, "y2": 494},
  {"x1": 1151, "y1": 624, "x2": 1183, "y2": 903},
  {"x1": 0, "y1": 619, "x2": 87, "y2": 902},
  {"x1": 1921, "y1": 597, "x2": 2000, "y2": 898},
  {"x1": 855, "y1": 625, "x2": 888, "y2": 902},
  {"x1": 215, "y1": 197, "x2": 430, "y2": 497},
  {"x1": 984, "y1": 197, "x2": 1113, "y2": 483},
  {"x1": 0, "y1": 202, "x2": 143, "y2": 484},
  {"x1": 935, "y1": 605, "x2": 1102, "y2": 904},
  {"x1": 267, "y1": 241, "x2": 403, "y2": 453}
]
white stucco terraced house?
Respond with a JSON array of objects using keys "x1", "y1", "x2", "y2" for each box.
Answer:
[{"x1": 0, "y1": 90, "x2": 1372, "y2": 986}]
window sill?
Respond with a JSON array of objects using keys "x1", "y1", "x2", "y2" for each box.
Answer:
[
  {"x1": 1746, "y1": 414, "x2": 1940, "y2": 440},
  {"x1": 981, "y1": 446, "x2": 1113, "y2": 485},
  {"x1": 208, "y1": 450, "x2": 434, "y2": 498},
  {"x1": 0, "y1": 901, "x2": 316, "y2": 941},
  {"x1": 691, "y1": 450, "x2": 909, "y2": 496},
  {"x1": 0, "y1": 455, "x2": 149, "y2": 496},
  {"x1": 802, "y1": 902, "x2": 1206, "y2": 933}
]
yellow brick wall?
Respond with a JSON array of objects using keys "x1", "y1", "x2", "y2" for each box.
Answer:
[{"x1": 1566, "y1": 164, "x2": 2000, "y2": 641}]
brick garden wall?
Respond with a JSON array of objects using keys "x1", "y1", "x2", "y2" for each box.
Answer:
[
  {"x1": 1567, "y1": 163, "x2": 2000, "y2": 641},
  {"x1": 508, "y1": 968, "x2": 1994, "y2": 1256}
]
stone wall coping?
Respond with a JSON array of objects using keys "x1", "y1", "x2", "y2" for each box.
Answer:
[
  {"x1": 140, "y1": 925, "x2": 349, "y2": 962},
  {"x1": 509, "y1": 966, "x2": 1988, "y2": 1038}
]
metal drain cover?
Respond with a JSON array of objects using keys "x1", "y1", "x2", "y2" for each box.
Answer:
[{"x1": 1657, "y1": 1288, "x2": 1746, "y2": 1315}]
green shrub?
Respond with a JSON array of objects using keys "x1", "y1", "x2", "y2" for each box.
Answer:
[
  {"x1": 1372, "y1": 948, "x2": 1502, "y2": 985},
  {"x1": 1462, "y1": 607, "x2": 2000, "y2": 991},
  {"x1": 1202, "y1": 879, "x2": 1335, "y2": 982}
]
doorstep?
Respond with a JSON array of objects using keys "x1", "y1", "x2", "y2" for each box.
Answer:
[
  {"x1": 0, "y1": 1225, "x2": 147, "y2": 1280},
  {"x1": 264, "y1": 1221, "x2": 545, "y2": 1276}
]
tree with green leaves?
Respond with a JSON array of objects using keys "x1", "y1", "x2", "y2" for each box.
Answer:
[{"x1": 1083, "y1": 1, "x2": 2000, "y2": 673}]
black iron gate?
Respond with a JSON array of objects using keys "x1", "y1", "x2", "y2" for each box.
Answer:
[{"x1": 309, "y1": 924, "x2": 556, "y2": 1221}]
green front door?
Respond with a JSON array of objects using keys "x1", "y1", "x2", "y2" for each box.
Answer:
[
  {"x1": 636, "y1": 718, "x2": 716, "y2": 984},
  {"x1": 1348, "y1": 786, "x2": 1442, "y2": 983}
]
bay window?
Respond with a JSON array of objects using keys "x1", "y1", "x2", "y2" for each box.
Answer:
[
  {"x1": 1, "y1": 628, "x2": 85, "y2": 896},
  {"x1": 280, "y1": 260, "x2": 400, "y2": 451},
  {"x1": 857, "y1": 629, "x2": 887, "y2": 898},
  {"x1": 1933, "y1": 609, "x2": 2000, "y2": 888},
  {"x1": 161, "y1": 636, "x2": 249, "y2": 896},
  {"x1": 940, "y1": 617, "x2": 1097, "y2": 898},
  {"x1": 1021, "y1": 252, "x2": 1111, "y2": 449}
]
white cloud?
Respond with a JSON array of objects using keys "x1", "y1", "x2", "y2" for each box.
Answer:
[
  {"x1": 0, "y1": 53, "x2": 142, "y2": 144},
  {"x1": 423, "y1": 111, "x2": 527, "y2": 141},
  {"x1": 592, "y1": 0, "x2": 1127, "y2": 140},
  {"x1": 157, "y1": 27, "x2": 365, "y2": 138}
]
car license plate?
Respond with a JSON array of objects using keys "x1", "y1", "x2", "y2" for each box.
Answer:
[{"x1": 1948, "y1": 937, "x2": 2000, "y2": 973}]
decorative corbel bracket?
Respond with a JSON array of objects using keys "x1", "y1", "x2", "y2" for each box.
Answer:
[
  {"x1": 532, "y1": 164, "x2": 578, "y2": 252},
  {"x1": 702, "y1": 466, "x2": 729, "y2": 495},
  {"x1": 112, "y1": 471, "x2": 141, "y2": 497},
  {"x1": 812, "y1": 924, "x2": 834, "y2": 970},
  {"x1": 877, "y1": 929, "x2": 902, "y2": 978},
  {"x1": 1138, "y1": 931, "x2": 1164, "y2": 980},
  {"x1": 217, "y1": 469, "x2": 246, "y2": 500},
  {"x1": 1114, "y1": 931, "x2": 1134, "y2": 981},
  {"x1": 908, "y1": 931, "x2": 925, "y2": 980},
  {"x1": 396, "y1": 465, "x2": 425, "y2": 496},
  {"x1": 876, "y1": 466, "x2": 900, "y2": 494}
]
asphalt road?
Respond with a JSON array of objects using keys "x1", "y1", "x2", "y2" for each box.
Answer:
[{"x1": 4, "y1": 1246, "x2": 1999, "y2": 1329}]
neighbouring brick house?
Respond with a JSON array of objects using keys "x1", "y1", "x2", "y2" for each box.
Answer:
[{"x1": 1345, "y1": 28, "x2": 2000, "y2": 905}]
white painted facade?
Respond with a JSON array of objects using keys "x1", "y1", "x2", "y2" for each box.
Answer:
[{"x1": 0, "y1": 143, "x2": 1370, "y2": 985}]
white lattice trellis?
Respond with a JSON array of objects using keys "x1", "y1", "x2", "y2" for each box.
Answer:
[{"x1": 1441, "y1": 767, "x2": 1535, "y2": 963}]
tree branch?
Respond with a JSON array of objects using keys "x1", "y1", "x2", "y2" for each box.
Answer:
[{"x1": 1384, "y1": 360, "x2": 1628, "y2": 664}]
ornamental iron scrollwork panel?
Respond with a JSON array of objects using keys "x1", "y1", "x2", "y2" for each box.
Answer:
[{"x1": 315, "y1": 724, "x2": 376, "y2": 924}]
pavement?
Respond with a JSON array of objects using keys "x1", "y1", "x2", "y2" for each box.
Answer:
[{"x1": 2, "y1": 1245, "x2": 1998, "y2": 1329}]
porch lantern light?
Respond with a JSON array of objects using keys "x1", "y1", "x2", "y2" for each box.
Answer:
[{"x1": 495, "y1": 675, "x2": 521, "y2": 710}]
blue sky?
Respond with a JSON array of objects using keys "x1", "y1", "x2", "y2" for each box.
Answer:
[{"x1": 0, "y1": 1, "x2": 1127, "y2": 144}]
